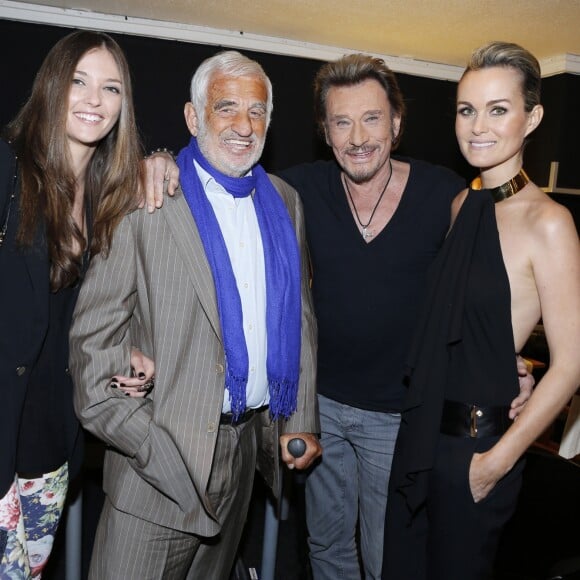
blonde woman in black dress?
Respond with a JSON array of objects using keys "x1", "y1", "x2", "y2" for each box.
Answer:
[{"x1": 383, "y1": 41, "x2": 580, "y2": 580}]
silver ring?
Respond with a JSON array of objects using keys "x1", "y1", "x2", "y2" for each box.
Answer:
[{"x1": 138, "y1": 379, "x2": 155, "y2": 392}]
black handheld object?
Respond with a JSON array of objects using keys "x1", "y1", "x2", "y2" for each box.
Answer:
[{"x1": 287, "y1": 437, "x2": 307, "y2": 458}]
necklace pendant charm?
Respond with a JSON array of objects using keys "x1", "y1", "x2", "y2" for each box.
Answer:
[{"x1": 343, "y1": 159, "x2": 393, "y2": 243}]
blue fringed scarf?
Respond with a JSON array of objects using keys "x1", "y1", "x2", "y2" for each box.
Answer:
[{"x1": 177, "y1": 137, "x2": 301, "y2": 421}]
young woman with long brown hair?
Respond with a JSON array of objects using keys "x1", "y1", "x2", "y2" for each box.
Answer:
[{"x1": 0, "y1": 30, "x2": 148, "y2": 576}]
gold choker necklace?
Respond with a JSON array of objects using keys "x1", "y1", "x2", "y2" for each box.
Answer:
[{"x1": 470, "y1": 169, "x2": 530, "y2": 203}]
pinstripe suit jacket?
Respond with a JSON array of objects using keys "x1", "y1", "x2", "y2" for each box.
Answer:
[{"x1": 69, "y1": 174, "x2": 318, "y2": 537}]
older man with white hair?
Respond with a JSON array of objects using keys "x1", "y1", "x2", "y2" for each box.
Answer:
[{"x1": 70, "y1": 50, "x2": 320, "y2": 579}]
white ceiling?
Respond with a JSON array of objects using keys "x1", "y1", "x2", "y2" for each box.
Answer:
[{"x1": 1, "y1": 0, "x2": 580, "y2": 79}]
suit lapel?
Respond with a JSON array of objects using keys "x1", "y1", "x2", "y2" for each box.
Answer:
[{"x1": 163, "y1": 190, "x2": 222, "y2": 340}]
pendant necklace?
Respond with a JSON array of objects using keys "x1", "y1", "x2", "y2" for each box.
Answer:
[
  {"x1": 470, "y1": 168, "x2": 529, "y2": 203},
  {"x1": 344, "y1": 159, "x2": 393, "y2": 239}
]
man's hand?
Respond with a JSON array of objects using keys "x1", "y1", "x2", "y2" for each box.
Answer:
[
  {"x1": 509, "y1": 355, "x2": 535, "y2": 420},
  {"x1": 139, "y1": 151, "x2": 180, "y2": 213},
  {"x1": 280, "y1": 433, "x2": 322, "y2": 471},
  {"x1": 112, "y1": 347, "x2": 156, "y2": 398}
]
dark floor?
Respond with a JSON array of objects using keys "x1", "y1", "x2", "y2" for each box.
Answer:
[{"x1": 44, "y1": 441, "x2": 580, "y2": 580}]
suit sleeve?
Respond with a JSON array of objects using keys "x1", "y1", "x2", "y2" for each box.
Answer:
[{"x1": 69, "y1": 216, "x2": 196, "y2": 511}]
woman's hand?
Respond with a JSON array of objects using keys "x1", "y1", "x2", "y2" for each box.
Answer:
[
  {"x1": 469, "y1": 452, "x2": 501, "y2": 502},
  {"x1": 110, "y1": 347, "x2": 155, "y2": 398}
]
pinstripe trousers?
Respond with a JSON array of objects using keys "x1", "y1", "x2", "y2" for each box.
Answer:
[{"x1": 88, "y1": 416, "x2": 258, "y2": 580}]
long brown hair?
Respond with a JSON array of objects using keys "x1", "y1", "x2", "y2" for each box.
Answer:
[{"x1": 5, "y1": 30, "x2": 142, "y2": 291}]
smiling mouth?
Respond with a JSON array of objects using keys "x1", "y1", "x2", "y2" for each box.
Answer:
[
  {"x1": 469, "y1": 141, "x2": 496, "y2": 149},
  {"x1": 224, "y1": 138, "x2": 254, "y2": 150},
  {"x1": 75, "y1": 112, "x2": 103, "y2": 124},
  {"x1": 346, "y1": 147, "x2": 376, "y2": 160}
]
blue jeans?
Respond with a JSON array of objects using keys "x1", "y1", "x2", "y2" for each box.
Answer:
[{"x1": 305, "y1": 394, "x2": 401, "y2": 580}]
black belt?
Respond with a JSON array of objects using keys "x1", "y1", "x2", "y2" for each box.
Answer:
[
  {"x1": 219, "y1": 405, "x2": 267, "y2": 426},
  {"x1": 440, "y1": 400, "x2": 511, "y2": 438}
]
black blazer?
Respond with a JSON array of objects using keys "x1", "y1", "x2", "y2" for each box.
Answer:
[{"x1": 0, "y1": 139, "x2": 81, "y2": 495}]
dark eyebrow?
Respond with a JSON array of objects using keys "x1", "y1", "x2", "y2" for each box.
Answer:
[
  {"x1": 457, "y1": 98, "x2": 511, "y2": 107},
  {"x1": 73, "y1": 69, "x2": 122, "y2": 84}
]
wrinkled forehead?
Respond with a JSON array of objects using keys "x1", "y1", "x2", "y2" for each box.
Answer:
[{"x1": 206, "y1": 73, "x2": 268, "y2": 105}]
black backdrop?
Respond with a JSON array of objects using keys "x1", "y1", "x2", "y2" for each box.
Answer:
[
  {"x1": 1, "y1": 18, "x2": 578, "y2": 222},
  {"x1": 0, "y1": 19, "x2": 471, "y2": 175}
]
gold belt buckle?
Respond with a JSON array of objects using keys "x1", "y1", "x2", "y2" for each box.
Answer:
[{"x1": 470, "y1": 405, "x2": 483, "y2": 438}]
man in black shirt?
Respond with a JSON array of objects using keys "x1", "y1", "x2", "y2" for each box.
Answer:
[{"x1": 276, "y1": 54, "x2": 465, "y2": 580}]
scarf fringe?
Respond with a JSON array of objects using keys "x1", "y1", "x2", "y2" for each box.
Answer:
[
  {"x1": 268, "y1": 378, "x2": 299, "y2": 420},
  {"x1": 228, "y1": 373, "x2": 249, "y2": 421}
]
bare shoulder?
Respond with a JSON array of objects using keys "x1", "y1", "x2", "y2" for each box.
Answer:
[
  {"x1": 512, "y1": 185, "x2": 580, "y2": 294},
  {"x1": 523, "y1": 185, "x2": 578, "y2": 246},
  {"x1": 496, "y1": 182, "x2": 578, "y2": 282}
]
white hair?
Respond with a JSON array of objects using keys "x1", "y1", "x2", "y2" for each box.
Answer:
[{"x1": 190, "y1": 50, "x2": 273, "y2": 126}]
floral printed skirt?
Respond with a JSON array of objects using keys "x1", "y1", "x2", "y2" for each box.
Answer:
[{"x1": 0, "y1": 463, "x2": 68, "y2": 579}]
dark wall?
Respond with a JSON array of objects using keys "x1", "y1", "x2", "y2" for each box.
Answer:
[
  {"x1": 0, "y1": 19, "x2": 466, "y2": 175},
  {"x1": 0, "y1": 20, "x2": 325, "y2": 170},
  {"x1": 556, "y1": 75, "x2": 580, "y2": 190},
  {"x1": 1, "y1": 18, "x2": 578, "y2": 201},
  {"x1": 527, "y1": 74, "x2": 580, "y2": 189}
]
